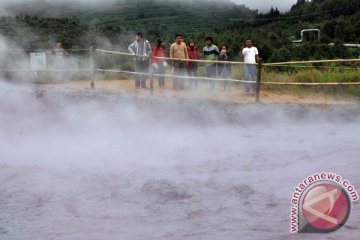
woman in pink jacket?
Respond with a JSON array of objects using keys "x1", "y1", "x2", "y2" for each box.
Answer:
[
  {"x1": 152, "y1": 39, "x2": 167, "y2": 88},
  {"x1": 187, "y1": 40, "x2": 200, "y2": 88}
]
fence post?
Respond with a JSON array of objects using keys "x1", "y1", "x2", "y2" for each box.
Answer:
[
  {"x1": 256, "y1": 59, "x2": 262, "y2": 103},
  {"x1": 149, "y1": 54, "x2": 154, "y2": 96},
  {"x1": 89, "y1": 47, "x2": 95, "y2": 89}
]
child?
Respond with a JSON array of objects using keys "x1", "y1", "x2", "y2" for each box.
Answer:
[{"x1": 218, "y1": 44, "x2": 231, "y2": 90}]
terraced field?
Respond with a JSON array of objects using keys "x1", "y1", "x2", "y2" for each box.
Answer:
[{"x1": 78, "y1": 0, "x2": 256, "y2": 37}]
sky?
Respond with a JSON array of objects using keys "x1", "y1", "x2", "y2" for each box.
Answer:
[
  {"x1": 0, "y1": 0, "x2": 298, "y2": 13},
  {"x1": 232, "y1": 0, "x2": 297, "y2": 12}
]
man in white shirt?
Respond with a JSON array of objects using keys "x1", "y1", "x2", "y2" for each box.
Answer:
[
  {"x1": 53, "y1": 42, "x2": 68, "y2": 82},
  {"x1": 241, "y1": 39, "x2": 259, "y2": 94}
]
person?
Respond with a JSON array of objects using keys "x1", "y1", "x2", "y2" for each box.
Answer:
[
  {"x1": 218, "y1": 44, "x2": 231, "y2": 90},
  {"x1": 54, "y1": 42, "x2": 67, "y2": 58},
  {"x1": 128, "y1": 32, "x2": 152, "y2": 89},
  {"x1": 170, "y1": 34, "x2": 189, "y2": 90},
  {"x1": 186, "y1": 40, "x2": 200, "y2": 88},
  {"x1": 53, "y1": 42, "x2": 68, "y2": 81},
  {"x1": 152, "y1": 38, "x2": 168, "y2": 88},
  {"x1": 202, "y1": 37, "x2": 219, "y2": 90},
  {"x1": 241, "y1": 39, "x2": 260, "y2": 94}
]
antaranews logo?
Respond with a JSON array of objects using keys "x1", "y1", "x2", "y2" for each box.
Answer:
[{"x1": 290, "y1": 172, "x2": 359, "y2": 233}]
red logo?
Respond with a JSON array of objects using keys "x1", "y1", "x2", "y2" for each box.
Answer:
[{"x1": 300, "y1": 182, "x2": 351, "y2": 233}]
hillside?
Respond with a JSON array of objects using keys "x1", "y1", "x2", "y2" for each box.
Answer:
[
  {"x1": 221, "y1": 0, "x2": 360, "y2": 61},
  {"x1": 78, "y1": 0, "x2": 256, "y2": 39},
  {"x1": 0, "y1": 0, "x2": 359, "y2": 62},
  {"x1": 0, "y1": 0, "x2": 256, "y2": 49},
  {"x1": 3, "y1": 0, "x2": 256, "y2": 37}
]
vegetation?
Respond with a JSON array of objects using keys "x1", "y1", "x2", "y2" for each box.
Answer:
[
  {"x1": 0, "y1": 0, "x2": 359, "y2": 62},
  {"x1": 0, "y1": 0, "x2": 359, "y2": 98},
  {"x1": 261, "y1": 68, "x2": 360, "y2": 99}
]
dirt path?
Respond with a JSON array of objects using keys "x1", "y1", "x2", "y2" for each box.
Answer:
[{"x1": 46, "y1": 79, "x2": 359, "y2": 105}]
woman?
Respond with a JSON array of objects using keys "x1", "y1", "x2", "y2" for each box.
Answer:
[
  {"x1": 218, "y1": 44, "x2": 231, "y2": 90},
  {"x1": 152, "y1": 39, "x2": 167, "y2": 88},
  {"x1": 187, "y1": 40, "x2": 200, "y2": 88}
]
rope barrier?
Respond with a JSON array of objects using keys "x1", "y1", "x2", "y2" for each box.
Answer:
[
  {"x1": 95, "y1": 49, "x2": 257, "y2": 66},
  {"x1": 95, "y1": 68, "x2": 256, "y2": 84},
  {"x1": 0, "y1": 69, "x2": 90, "y2": 72},
  {"x1": 263, "y1": 65, "x2": 359, "y2": 70},
  {"x1": 0, "y1": 48, "x2": 90, "y2": 52},
  {"x1": 0, "y1": 47, "x2": 358, "y2": 98},
  {"x1": 262, "y1": 81, "x2": 360, "y2": 86},
  {"x1": 263, "y1": 59, "x2": 360, "y2": 66}
]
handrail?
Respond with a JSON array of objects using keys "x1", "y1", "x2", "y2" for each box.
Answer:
[
  {"x1": 95, "y1": 49, "x2": 258, "y2": 65},
  {"x1": 0, "y1": 48, "x2": 91, "y2": 52},
  {"x1": 263, "y1": 59, "x2": 360, "y2": 66},
  {"x1": 95, "y1": 68, "x2": 255, "y2": 84}
]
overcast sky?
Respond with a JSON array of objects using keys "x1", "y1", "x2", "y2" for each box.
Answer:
[
  {"x1": 232, "y1": 0, "x2": 297, "y2": 12},
  {"x1": 0, "y1": 0, "x2": 298, "y2": 13}
]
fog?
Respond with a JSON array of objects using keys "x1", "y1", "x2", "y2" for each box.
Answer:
[
  {"x1": 0, "y1": 0, "x2": 296, "y2": 14},
  {"x1": 1, "y1": 76, "x2": 360, "y2": 240},
  {"x1": 232, "y1": 0, "x2": 297, "y2": 12},
  {"x1": 0, "y1": 28, "x2": 360, "y2": 240}
]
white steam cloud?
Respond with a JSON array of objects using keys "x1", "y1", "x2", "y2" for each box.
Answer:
[
  {"x1": 0, "y1": 34, "x2": 359, "y2": 239},
  {"x1": 1, "y1": 79, "x2": 360, "y2": 239}
]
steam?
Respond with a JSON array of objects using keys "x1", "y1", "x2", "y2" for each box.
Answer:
[
  {"x1": 1, "y1": 77, "x2": 360, "y2": 239},
  {"x1": 0, "y1": 27, "x2": 359, "y2": 240}
]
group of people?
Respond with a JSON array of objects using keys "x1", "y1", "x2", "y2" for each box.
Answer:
[{"x1": 128, "y1": 32, "x2": 260, "y2": 93}]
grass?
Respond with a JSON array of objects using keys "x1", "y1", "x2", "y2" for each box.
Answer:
[{"x1": 261, "y1": 67, "x2": 360, "y2": 99}]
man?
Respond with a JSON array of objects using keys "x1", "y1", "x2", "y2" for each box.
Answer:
[
  {"x1": 54, "y1": 42, "x2": 67, "y2": 58},
  {"x1": 241, "y1": 39, "x2": 260, "y2": 94},
  {"x1": 53, "y1": 42, "x2": 68, "y2": 81},
  {"x1": 128, "y1": 32, "x2": 152, "y2": 89},
  {"x1": 202, "y1": 37, "x2": 219, "y2": 90},
  {"x1": 170, "y1": 34, "x2": 189, "y2": 90}
]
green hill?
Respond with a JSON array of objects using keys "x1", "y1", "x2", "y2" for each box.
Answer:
[
  {"x1": 79, "y1": 0, "x2": 256, "y2": 37},
  {"x1": 0, "y1": 0, "x2": 359, "y2": 62},
  {"x1": 0, "y1": 0, "x2": 256, "y2": 50}
]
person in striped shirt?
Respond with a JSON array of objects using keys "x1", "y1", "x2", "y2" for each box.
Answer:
[{"x1": 128, "y1": 32, "x2": 152, "y2": 89}]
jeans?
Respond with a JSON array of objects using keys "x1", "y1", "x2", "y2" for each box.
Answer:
[
  {"x1": 54, "y1": 59, "x2": 65, "y2": 82},
  {"x1": 173, "y1": 61, "x2": 187, "y2": 90},
  {"x1": 156, "y1": 64, "x2": 166, "y2": 88},
  {"x1": 134, "y1": 60, "x2": 149, "y2": 88},
  {"x1": 244, "y1": 64, "x2": 257, "y2": 92},
  {"x1": 188, "y1": 67, "x2": 199, "y2": 88},
  {"x1": 206, "y1": 64, "x2": 217, "y2": 89}
]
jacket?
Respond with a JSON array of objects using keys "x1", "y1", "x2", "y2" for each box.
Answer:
[
  {"x1": 128, "y1": 40, "x2": 152, "y2": 61},
  {"x1": 187, "y1": 46, "x2": 199, "y2": 69},
  {"x1": 152, "y1": 47, "x2": 167, "y2": 64}
]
